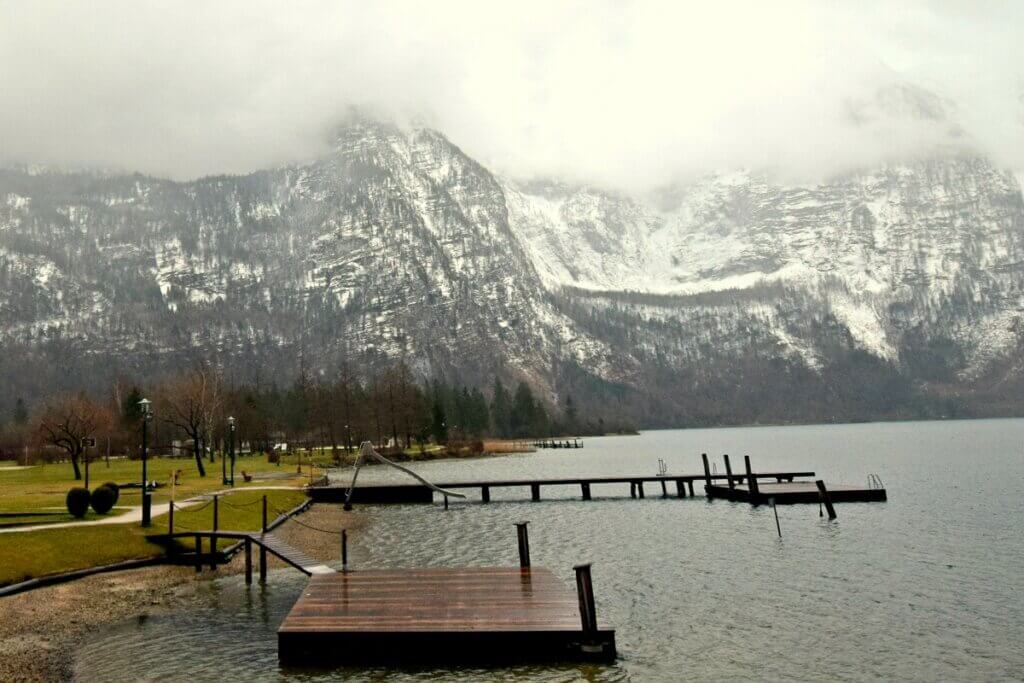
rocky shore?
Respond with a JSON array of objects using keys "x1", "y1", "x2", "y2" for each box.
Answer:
[{"x1": 0, "y1": 503, "x2": 363, "y2": 682}]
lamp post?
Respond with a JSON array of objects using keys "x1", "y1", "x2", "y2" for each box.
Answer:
[
  {"x1": 221, "y1": 421, "x2": 229, "y2": 485},
  {"x1": 139, "y1": 398, "x2": 152, "y2": 527},
  {"x1": 228, "y1": 416, "x2": 236, "y2": 486}
]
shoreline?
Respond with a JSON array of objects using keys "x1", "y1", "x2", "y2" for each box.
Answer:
[{"x1": 0, "y1": 503, "x2": 365, "y2": 682}]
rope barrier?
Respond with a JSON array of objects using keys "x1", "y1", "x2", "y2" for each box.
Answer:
[{"x1": 266, "y1": 502, "x2": 341, "y2": 535}]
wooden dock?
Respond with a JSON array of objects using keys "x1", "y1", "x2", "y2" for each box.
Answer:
[
  {"x1": 311, "y1": 470, "x2": 816, "y2": 504},
  {"x1": 278, "y1": 567, "x2": 615, "y2": 665}
]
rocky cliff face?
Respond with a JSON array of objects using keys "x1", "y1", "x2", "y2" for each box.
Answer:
[{"x1": 2, "y1": 121, "x2": 1023, "y2": 424}]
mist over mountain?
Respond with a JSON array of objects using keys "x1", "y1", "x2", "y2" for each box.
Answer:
[{"x1": 3, "y1": 115, "x2": 1024, "y2": 426}]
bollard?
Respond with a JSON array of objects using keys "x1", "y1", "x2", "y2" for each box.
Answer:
[
  {"x1": 723, "y1": 454, "x2": 735, "y2": 489},
  {"x1": 341, "y1": 529, "x2": 348, "y2": 569},
  {"x1": 573, "y1": 563, "x2": 599, "y2": 643},
  {"x1": 515, "y1": 522, "x2": 531, "y2": 568},
  {"x1": 815, "y1": 480, "x2": 837, "y2": 520}
]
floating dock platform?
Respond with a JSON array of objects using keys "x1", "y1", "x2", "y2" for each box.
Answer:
[
  {"x1": 705, "y1": 481, "x2": 887, "y2": 504},
  {"x1": 277, "y1": 567, "x2": 616, "y2": 665}
]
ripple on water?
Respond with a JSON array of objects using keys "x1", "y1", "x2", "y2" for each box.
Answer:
[{"x1": 75, "y1": 421, "x2": 1024, "y2": 682}]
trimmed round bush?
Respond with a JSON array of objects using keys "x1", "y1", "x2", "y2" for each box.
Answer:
[
  {"x1": 66, "y1": 487, "x2": 91, "y2": 518},
  {"x1": 90, "y1": 485, "x2": 117, "y2": 514},
  {"x1": 101, "y1": 481, "x2": 120, "y2": 505}
]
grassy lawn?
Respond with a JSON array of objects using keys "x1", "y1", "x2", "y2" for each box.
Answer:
[
  {"x1": 0, "y1": 452, "x2": 320, "y2": 516},
  {"x1": 0, "y1": 488, "x2": 307, "y2": 587}
]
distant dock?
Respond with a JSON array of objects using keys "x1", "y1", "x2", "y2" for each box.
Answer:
[{"x1": 533, "y1": 438, "x2": 583, "y2": 449}]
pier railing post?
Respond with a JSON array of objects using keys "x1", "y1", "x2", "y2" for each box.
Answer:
[
  {"x1": 701, "y1": 453, "x2": 711, "y2": 490},
  {"x1": 744, "y1": 456, "x2": 759, "y2": 497},
  {"x1": 244, "y1": 538, "x2": 252, "y2": 584},
  {"x1": 211, "y1": 495, "x2": 219, "y2": 569},
  {"x1": 259, "y1": 495, "x2": 267, "y2": 583},
  {"x1": 573, "y1": 563, "x2": 599, "y2": 642},
  {"x1": 515, "y1": 522, "x2": 531, "y2": 568},
  {"x1": 723, "y1": 454, "x2": 734, "y2": 489},
  {"x1": 815, "y1": 480, "x2": 837, "y2": 520}
]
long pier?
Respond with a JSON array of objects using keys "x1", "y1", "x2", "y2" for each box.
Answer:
[{"x1": 310, "y1": 470, "x2": 815, "y2": 504}]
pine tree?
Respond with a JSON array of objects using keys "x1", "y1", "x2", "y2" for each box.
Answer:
[
  {"x1": 431, "y1": 398, "x2": 448, "y2": 444},
  {"x1": 12, "y1": 397, "x2": 28, "y2": 426},
  {"x1": 121, "y1": 387, "x2": 143, "y2": 426},
  {"x1": 510, "y1": 381, "x2": 537, "y2": 437},
  {"x1": 490, "y1": 378, "x2": 512, "y2": 437}
]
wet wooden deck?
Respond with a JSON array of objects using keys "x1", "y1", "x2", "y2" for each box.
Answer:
[{"x1": 277, "y1": 567, "x2": 616, "y2": 664}]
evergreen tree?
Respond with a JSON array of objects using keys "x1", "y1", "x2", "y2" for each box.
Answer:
[
  {"x1": 490, "y1": 378, "x2": 512, "y2": 437},
  {"x1": 121, "y1": 386, "x2": 143, "y2": 427},
  {"x1": 510, "y1": 381, "x2": 537, "y2": 437},
  {"x1": 431, "y1": 397, "x2": 448, "y2": 444},
  {"x1": 12, "y1": 397, "x2": 28, "y2": 426},
  {"x1": 564, "y1": 394, "x2": 577, "y2": 430}
]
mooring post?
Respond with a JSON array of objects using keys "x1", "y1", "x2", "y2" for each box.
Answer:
[
  {"x1": 531, "y1": 484, "x2": 540, "y2": 502},
  {"x1": 259, "y1": 495, "x2": 268, "y2": 583},
  {"x1": 581, "y1": 482, "x2": 591, "y2": 500},
  {"x1": 573, "y1": 563, "x2": 599, "y2": 643},
  {"x1": 515, "y1": 522, "x2": 531, "y2": 568},
  {"x1": 341, "y1": 529, "x2": 348, "y2": 569},
  {"x1": 244, "y1": 538, "x2": 252, "y2": 585},
  {"x1": 771, "y1": 498, "x2": 782, "y2": 537},
  {"x1": 723, "y1": 454, "x2": 735, "y2": 489},
  {"x1": 701, "y1": 453, "x2": 712, "y2": 490},
  {"x1": 481, "y1": 485, "x2": 490, "y2": 503},
  {"x1": 194, "y1": 534, "x2": 202, "y2": 573},
  {"x1": 211, "y1": 495, "x2": 219, "y2": 569},
  {"x1": 744, "y1": 456, "x2": 759, "y2": 498},
  {"x1": 815, "y1": 480, "x2": 837, "y2": 520}
]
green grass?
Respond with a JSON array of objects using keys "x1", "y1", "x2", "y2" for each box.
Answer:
[
  {"x1": 0, "y1": 452, "x2": 317, "y2": 514},
  {"x1": 0, "y1": 489, "x2": 308, "y2": 587}
]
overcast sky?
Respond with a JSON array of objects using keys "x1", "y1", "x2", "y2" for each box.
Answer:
[{"x1": 1, "y1": 1, "x2": 1021, "y2": 190}]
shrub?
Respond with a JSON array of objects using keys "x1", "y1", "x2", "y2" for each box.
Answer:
[
  {"x1": 101, "y1": 481, "x2": 120, "y2": 505},
  {"x1": 66, "y1": 487, "x2": 91, "y2": 518},
  {"x1": 90, "y1": 485, "x2": 117, "y2": 514}
]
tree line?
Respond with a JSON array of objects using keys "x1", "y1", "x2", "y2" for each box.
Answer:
[{"x1": 0, "y1": 361, "x2": 619, "y2": 480}]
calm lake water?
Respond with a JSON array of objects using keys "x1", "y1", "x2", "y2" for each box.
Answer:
[{"x1": 74, "y1": 420, "x2": 1024, "y2": 682}]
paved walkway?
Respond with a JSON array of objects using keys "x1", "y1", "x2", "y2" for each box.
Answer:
[{"x1": 0, "y1": 485, "x2": 305, "y2": 535}]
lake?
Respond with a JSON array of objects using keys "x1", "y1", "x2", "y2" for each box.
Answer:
[{"x1": 73, "y1": 419, "x2": 1024, "y2": 681}]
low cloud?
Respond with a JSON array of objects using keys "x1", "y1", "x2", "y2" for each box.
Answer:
[{"x1": 1, "y1": 1, "x2": 1021, "y2": 190}]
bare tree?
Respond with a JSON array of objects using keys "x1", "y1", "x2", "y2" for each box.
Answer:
[
  {"x1": 158, "y1": 371, "x2": 213, "y2": 477},
  {"x1": 35, "y1": 393, "x2": 108, "y2": 480}
]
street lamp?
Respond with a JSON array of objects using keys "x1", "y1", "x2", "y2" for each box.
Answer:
[
  {"x1": 138, "y1": 398, "x2": 153, "y2": 527},
  {"x1": 228, "y1": 416, "x2": 236, "y2": 486}
]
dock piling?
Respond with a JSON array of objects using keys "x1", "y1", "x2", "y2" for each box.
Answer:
[
  {"x1": 675, "y1": 479, "x2": 685, "y2": 498},
  {"x1": 581, "y1": 482, "x2": 591, "y2": 500},
  {"x1": 194, "y1": 534, "x2": 202, "y2": 573},
  {"x1": 481, "y1": 485, "x2": 490, "y2": 503},
  {"x1": 245, "y1": 538, "x2": 253, "y2": 584},
  {"x1": 168, "y1": 501, "x2": 174, "y2": 534},
  {"x1": 515, "y1": 522, "x2": 531, "y2": 568},
  {"x1": 723, "y1": 454, "x2": 735, "y2": 489},
  {"x1": 341, "y1": 529, "x2": 348, "y2": 569},
  {"x1": 815, "y1": 480, "x2": 837, "y2": 520},
  {"x1": 771, "y1": 498, "x2": 781, "y2": 537},
  {"x1": 744, "y1": 456, "x2": 759, "y2": 497},
  {"x1": 531, "y1": 484, "x2": 541, "y2": 502},
  {"x1": 701, "y1": 453, "x2": 712, "y2": 490},
  {"x1": 573, "y1": 563, "x2": 599, "y2": 643},
  {"x1": 660, "y1": 480, "x2": 668, "y2": 498}
]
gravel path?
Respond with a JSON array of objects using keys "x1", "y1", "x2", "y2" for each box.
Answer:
[{"x1": 0, "y1": 503, "x2": 365, "y2": 682}]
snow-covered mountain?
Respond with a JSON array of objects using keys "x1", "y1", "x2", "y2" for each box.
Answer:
[{"x1": 2, "y1": 120, "x2": 1024, "y2": 425}]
